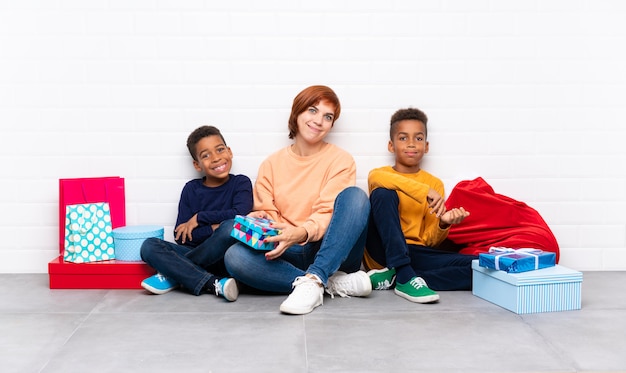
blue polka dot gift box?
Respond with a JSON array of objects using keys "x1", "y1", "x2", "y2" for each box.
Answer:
[
  {"x1": 230, "y1": 215, "x2": 281, "y2": 251},
  {"x1": 64, "y1": 202, "x2": 115, "y2": 263},
  {"x1": 112, "y1": 225, "x2": 164, "y2": 262}
]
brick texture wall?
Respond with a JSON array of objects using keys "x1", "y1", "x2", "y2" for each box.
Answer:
[{"x1": 1, "y1": 0, "x2": 625, "y2": 272}]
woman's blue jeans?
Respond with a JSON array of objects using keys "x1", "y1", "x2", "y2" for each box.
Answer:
[
  {"x1": 140, "y1": 219, "x2": 237, "y2": 295},
  {"x1": 224, "y1": 186, "x2": 370, "y2": 294}
]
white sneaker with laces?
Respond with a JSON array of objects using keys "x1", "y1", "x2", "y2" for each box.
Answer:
[
  {"x1": 325, "y1": 270, "x2": 372, "y2": 298},
  {"x1": 279, "y1": 276, "x2": 324, "y2": 315}
]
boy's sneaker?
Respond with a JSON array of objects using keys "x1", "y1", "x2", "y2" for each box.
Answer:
[
  {"x1": 367, "y1": 267, "x2": 396, "y2": 290},
  {"x1": 141, "y1": 273, "x2": 179, "y2": 295},
  {"x1": 394, "y1": 276, "x2": 440, "y2": 303},
  {"x1": 280, "y1": 275, "x2": 324, "y2": 315},
  {"x1": 325, "y1": 270, "x2": 372, "y2": 298},
  {"x1": 214, "y1": 278, "x2": 238, "y2": 302}
]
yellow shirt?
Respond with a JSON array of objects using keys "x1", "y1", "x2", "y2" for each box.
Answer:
[
  {"x1": 254, "y1": 142, "x2": 356, "y2": 242},
  {"x1": 368, "y1": 166, "x2": 449, "y2": 247}
]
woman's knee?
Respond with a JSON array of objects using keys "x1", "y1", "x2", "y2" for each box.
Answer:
[
  {"x1": 338, "y1": 186, "x2": 370, "y2": 213},
  {"x1": 223, "y1": 243, "x2": 248, "y2": 274}
]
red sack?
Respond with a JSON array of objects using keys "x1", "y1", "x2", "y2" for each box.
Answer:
[
  {"x1": 58, "y1": 177, "x2": 126, "y2": 254},
  {"x1": 444, "y1": 177, "x2": 560, "y2": 262}
]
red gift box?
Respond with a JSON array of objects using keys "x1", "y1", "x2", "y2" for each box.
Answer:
[
  {"x1": 48, "y1": 257, "x2": 155, "y2": 289},
  {"x1": 48, "y1": 177, "x2": 155, "y2": 289}
]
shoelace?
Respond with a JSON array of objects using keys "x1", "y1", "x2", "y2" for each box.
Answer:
[
  {"x1": 289, "y1": 276, "x2": 324, "y2": 304},
  {"x1": 293, "y1": 276, "x2": 325, "y2": 296},
  {"x1": 214, "y1": 279, "x2": 222, "y2": 296},
  {"x1": 155, "y1": 273, "x2": 168, "y2": 282},
  {"x1": 409, "y1": 277, "x2": 428, "y2": 289},
  {"x1": 374, "y1": 274, "x2": 396, "y2": 290},
  {"x1": 325, "y1": 279, "x2": 349, "y2": 299},
  {"x1": 291, "y1": 276, "x2": 307, "y2": 287},
  {"x1": 292, "y1": 276, "x2": 321, "y2": 289},
  {"x1": 374, "y1": 279, "x2": 393, "y2": 290}
]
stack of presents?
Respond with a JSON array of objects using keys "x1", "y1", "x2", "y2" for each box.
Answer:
[
  {"x1": 472, "y1": 248, "x2": 583, "y2": 314},
  {"x1": 48, "y1": 177, "x2": 161, "y2": 289},
  {"x1": 439, "y1": 177, "x2": 584, "y2": 314},
  {"x1": 47, "y1": 178, "x2": 285, "y2": 289}
]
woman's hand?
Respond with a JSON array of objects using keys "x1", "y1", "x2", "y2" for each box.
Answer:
[
  {"x1": 263, "y1": 223, "x2": 307, "y2": 261},
  {"x1": 247, "y1": 211, "x2": 269, "y2": 219}
]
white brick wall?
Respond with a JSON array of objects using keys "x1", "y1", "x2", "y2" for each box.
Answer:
[{"x1": 1, "y1": 0, "x2": 625, "y2": 273}]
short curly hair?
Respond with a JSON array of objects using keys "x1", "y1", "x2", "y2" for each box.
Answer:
[
  {"x1": 186, "y1": 125, "x2": 226, "y2": 161},
  {"x1": 389, "y1": 107, "x2": 428, "y2": 140}
]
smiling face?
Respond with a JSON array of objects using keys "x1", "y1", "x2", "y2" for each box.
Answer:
[
  {"x1": 192, "y1": 135, "x2": 233, "y2": 187},
  {"x1": 294, "y1": 99, "x2": 336, "y2": 148},
  {"x1": 388, "y1": 119, "x2": 429, "y2": 173}
]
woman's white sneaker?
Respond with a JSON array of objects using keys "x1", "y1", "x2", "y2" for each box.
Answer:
[
  {"x1": 326, "y1": 270, "x2": 372, "y2": 298},
  {"x1": 280, "y1": 275, "x2": 324, "y2": 315}
]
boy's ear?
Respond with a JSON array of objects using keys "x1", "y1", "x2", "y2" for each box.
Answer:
[
  {"x1": 192, "y1": 159, "x2": 202, "y2": 172},
  {"x1": 387, "y1": 140, "x2": 395, "y2": 153},
  {"x1": 424, "y1": 141, "x2": 429, "y2": 153}
]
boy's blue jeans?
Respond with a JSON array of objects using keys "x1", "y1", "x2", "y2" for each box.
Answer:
[
  {"x1": 224, "y1": 186, "x2": 370, "y2": 293},
  {"x1": 367, "y1": 188, "x2": 477, "y2": 291},
  {"x1": 140, "y1": 219, "x2": 237, "y2": 295}
]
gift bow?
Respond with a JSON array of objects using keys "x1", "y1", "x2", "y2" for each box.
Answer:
[{"x1": 488, "y1": 247, "x2": 543, "y2": 271}]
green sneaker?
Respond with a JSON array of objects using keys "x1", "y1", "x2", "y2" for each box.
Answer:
[
  {"x1": 394, "y1": 277, "x2": 440, "y2": 303},
  {"x1": 367, "y1": 268, "x2": 396, "y2": 290}
]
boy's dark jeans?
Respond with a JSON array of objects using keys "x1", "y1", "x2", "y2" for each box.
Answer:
[
  {"x1": 367, "y1": 188, "x2": 476, "y2": 291},
  {"x1": 140, "y1": 219, "x2": 237, "y2": 295}
]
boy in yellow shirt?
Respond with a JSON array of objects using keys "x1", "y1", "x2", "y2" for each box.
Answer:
[{"x1": 364, "y1": 108, "x2": 475, "y2": 303}]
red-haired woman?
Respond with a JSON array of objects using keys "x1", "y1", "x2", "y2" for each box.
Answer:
[{"x1": 225, "y1": 85, "x2": 372, "y2": 315}]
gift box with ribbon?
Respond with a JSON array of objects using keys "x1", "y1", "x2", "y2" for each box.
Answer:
[
  {"x1": 472, "y1": 260, "x2": 582, "y2": 314},
  {"x1": 478, "y1": 247, "x2": 556, "y2": 273},
  {"x1": 230, "y1": 215, "x2": 281, "y2": 251}
]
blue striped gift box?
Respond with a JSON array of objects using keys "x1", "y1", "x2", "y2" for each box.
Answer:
[{"x1": 471, "y1": 260, "x2": 583, "y2": 314}]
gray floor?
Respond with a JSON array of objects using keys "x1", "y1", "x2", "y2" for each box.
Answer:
[{"x1": 1, "y1": 272, "x2": 625, "y2": 373}]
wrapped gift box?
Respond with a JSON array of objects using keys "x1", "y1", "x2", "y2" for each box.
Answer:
[
  {"x1": 49, "y1": 176, "x2": 156, "y2": 289},
  {"x1": 479, "y1": 247, "x2": 556, "y2": 273},
  {"x1": 48, "y1": 257, "x2": 155, "y2": 289},
  {"x1": 231, "y1": 215, "x2": 281, "y2": 251},
  {"x1": 113, "y1": 225, "x2": 164, "y2": 261},
  {"x1": 472, "y1": 260, "x2": 582, "y2": 314}
]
